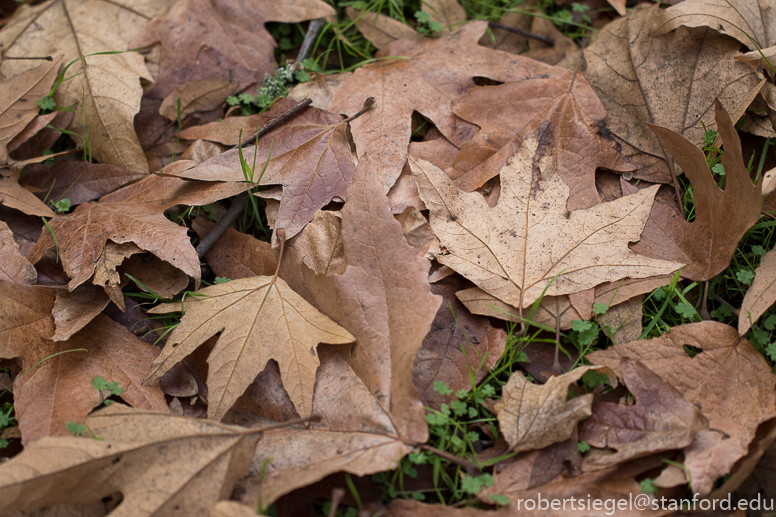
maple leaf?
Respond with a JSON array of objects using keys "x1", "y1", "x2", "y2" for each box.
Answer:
[
  {"x1": 347, "y1": 7, "x2": 426, "y2": 49},
  {"x1": 26, "y1": 172, "x2": 249, "y2": 290},
  {"x1": 145, "y1": 275, "x2": 356, "y2": 421},
  {"x1": 583, "y1": 4, "x2": 762, "y2": 183},
  {"x1": 589, "y1": 321, "x2": 776, "y2": 495},
  {"x1": 0, "y1": 404, "x2": 267, "y2": 516},
  {"x1": 0, "y1": 0, "x2": 178, "y2": 173},
  {"x1": 169, "y1": 99, "x2": 357, "y2": 242},
  {"x1": 130, "y1": 0, "x2": 335, "y2": 110},
  {"x1": 739, "y1": 247, "x2": 776, "y2": 335},
  {"x1": 51, "y1": 283, "x2": 110, "y2": 341},
  {"x1": 0, "y1": 174, "x2": 54, "y2": 217},
  {"x1": 450, "y1": 70, "x2": 632, "y2": 210},
  {"x1": 630, "y1": 101, "x2": 762, "y2": 281},
  {"x1": 488, "y1": 366, "x2": 614, "y2": 453},
  {"x1": 0, "y1": 220, "x2": 36, "y2": 284},
  {"x1": 328, "y1": 21, "x2": 574, "y2": 190},
  {"x1": 408, "y1": 137, "x2": 683, "y2": 310},
  {"x1": 580, "y1": 359, "x2": 708, "y2": 465},
  {"x1": 0, "y1": 59, "x2": 60, "y2": 165}
]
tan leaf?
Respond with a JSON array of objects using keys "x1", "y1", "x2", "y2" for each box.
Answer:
[
  {"x1": 288, "y1": 72, "x2": 353, "y2": 110},
  {"x1": 0, "y1": 0, "x2": 178, "y2": 173},
  {"x1": 130, "y1": 0, "x2": 335, "y2": 109},
  {"x1": 739, "y1": 247, "x2": 776, "y2": 335},
  {"x1": 0, "y1": 175, "x2": 55, "y2": 217},
  {"x1": 422, "y1": 0, "x2": 466, "y2": 31},
  {"x1": 630, "y1": 101, "x2": 762, "y2": 281},
  {"x1": 192, "y1": 217, "x2": 279, "y2": 280},
  {"x1": 479, "y1": 10, "x2": 535, "y2": 54},
  {"x1": 0, "y1": 59, "x2": 60, "y2": 165},
  {"x1": 0, "y1": 280, "x2": 55, "y2": 358},
  {"x1": 491, "y1": 366, "x2": 614, "y2": 453},
  {"x1": 409, "y1": 142, "x2": 682, "y2": 310},
  {"x1": 146, "y1": 275, "x2": 355, "y2": 420},
  {"x1": 580, "y1": 359, "x2": 708, "y2": 465},
  {"x1": 328, "y1": 21, "x2": 574, "y2": 190},
  {"x1": 122, "y1": 253, "x2": 188, "y2": 299},
  {"x1": 737, "y1": 44, "x2": 776, "y2": 67},
  {"x1": 346, "y1": 7, "x2": 424, "y2": 49},
  {"x1": 179, "y1": 114, "x2": 271, "y2": 146},
  {"x1": 0, "y1": 219, "x2": 36, "y2": 284},
  {"x1": 583, "y1": 4, "x2": 762, "y2": 183},
  {"x1": 588, "y1": 322, "x2": 776, "y2": 495},
  {"x1": 286, "y1": 210, "x2": 346, "y2": 276},
  {"x1": 6, "y1": 111, "x2": 58, "y2": 156},
  {"x1": 91, "y1": 241, "x2": 141, "y2": 311},
  {"x1": 0, "y1": 404, "x2": 263, "y2": 516},
  {"x1": 51, "y1": 283, "x2": 110, "y2": 341},
  {"x1": 159, "y1": 75, "x2": 238, "y2": 121},
  {"x1": 598, "y1": 296, "x2": 644, "y2": 346}
]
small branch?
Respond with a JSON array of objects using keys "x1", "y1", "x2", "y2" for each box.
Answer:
[
  {"x1": 700, "y1": 281, "x2": 711, "y2": 321},
  {"x1": 253, "y1": 414, "x2": 322, "y2": 433},
  {"x1": 344, "y1": 97, "x2": 375, "y2": 123},
  {"x1": 295, "y1": 18, "x2": 326, "y2": 69},
  {"x1": 196, "y1": 191, "x2": 248, "y2": 259},
  {"x1": 420, "y1": 444, "x2": 481, "y2": 475},
  {"x1": 488, "y1": 22, "x2": 554, "y2": 46},
  {"x1": 3, "y1": 56, "x2": 53, "y2": 61},
  {"x1": 238, "y1": 97, "x2": 313, "y2": 148}
]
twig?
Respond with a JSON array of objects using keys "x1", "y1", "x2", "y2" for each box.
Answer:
[
  {"x1": 238, "y1": 97, "x2": 313, "y2": 148},
  {"x1": 327, "y1": 488, "x2": 346, "y2": 517},
  {"x1": 488, "y1": 21, "x2": 554, "y2": 46},
  {"x1": 196, "y1": 191, "x2": 249, "y2": 259},
  {"x1": 420, "y1": 444, "x2": 481, "y2": 475},
  {"x1": 3, "y1": 56, "x2": 53, "y2": 61},
  {"x1": 295, "y1": 18, "x2": 326, "y2": 69}
]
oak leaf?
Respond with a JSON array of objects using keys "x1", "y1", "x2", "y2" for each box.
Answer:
[
  {"x1": 740, "y1": 247, "x2": 776, "y2": 335},
  {"x1": 0, "y1": 0, "x2": 177, "y2": 172},
  {"x1": 0, "y1": 404, "x2": 265, "y2": 516},
  {"x1": 630, "y1": 101, "x2": 762, "y2": 281},
  {"x1": 489, "y1": 366, "x2": 614, "y2": 453},
  {"x1": 0, "y1": 219, "x2": 36, "y2": 284},
  {"x1": 145, "y1": 275, "x2": 356, "y2": 421},
  {"x1": 408, "y1": 139, "x2": 682, "y2": 310},
  {"x1": 583, "y1": 4, "x2": 762, "y2": 183},
  {"x1": 589, "y1": 321, "x2": 776, "y2": 495}
]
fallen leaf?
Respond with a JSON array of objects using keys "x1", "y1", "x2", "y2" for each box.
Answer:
[
  {"x1": 0, "y1": 403, "x2": 264, "y2": 516},
  {"x1": 0, "y1": 280, "x2": 55, "y2": 357},
  {"x1": 422, "y1": 0, "x2": 466, "y2": 32},
  {"x1": 630, "y1": 101, "x2": 762, "y2": 281},
  {"x1": 51, "y1": 283, "x2": 110, "y2": 341},
  {"x1": 328, "y1": 21, "x2": 574, "y2": 190},
  {"x1": 739, "y1": 247, "x2": 776, "y2": 335},
  {"x1": 651, "y1": 0, "x2": 776, "y2": 50},
  {"x1": 122, "y1": 252, "x2": 188, "y2": 299},
  {"x1": 0, "y1": 175, "x2": 55, "y2": 217},
  {"x1": 583, "y1": 4, "x2": 762, "y2": 183},
  {"x1": 347, "y1": 7, "x2": 425, "y2": 49},
  {"x1": 288, "y1": 71, "x2": 353, "y2": 110},
  {"x1": 580, "y1": 359, "x2": 708, "y2": 465},
  {"x1": 479, "y1": 10, "x2": 535, "y2": 54},
  {"x1": 179, "y1": 114, "x2": 271, "y2": 146},
  {"x1": 192, "y1": 217, "x2": 280, "y2": 280},
  {"x1": 451, "y1": 69, "x2": 630, "y2": 208},
  {"x1": 0, "y1": 59, "x2": 60, "y2": 165},
  {"x1": 130, "y1": 0, "x2": 335, "y2": 108},
  {"x1": 409, "y1": 140, "x2": 682, "y2": 310},
  {"x1": 589, "y1": 321, "x2": 776, "y2": 495},
  {"x1": 159, "y1": 75, "x2": 239, "y2": 121},
  {"x1": 0, "y1": 219, "x2": 36, "y2": 284},
  {"x1": 91, "y1": 241, "x2": 140, "y2": 310},
  {"x1": 597, "y1": 296, "x2": 644, "y2": 345},
  {"x1": 6, "y1": 111, "x2": 58, "y2": 156},
  {"x1": 521, "y1": 17, "x2": 582, "y2": 70},
  {"x1": 8, "y1": 108, "x2": 74, "y2": 162},
  {"x1": 284, "y1": 210, "x2": 346, "y2": 276},
  {"x1": 0, "y1": 0, "x2": 177, "y2": 172},
  {"x1": 146, "y1": 275, "x2": 355, "y2": 420}
]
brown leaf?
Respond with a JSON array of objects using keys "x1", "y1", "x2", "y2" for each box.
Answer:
[
  {"x1": 0, "y1": 219, "x2": 36, "y2": 284},
  {"x1": 130, "y1": 0, "x2": 334, "y2": 107},
  {"x1": 580, "y1": 359, "x2": 708, "y2": 465},
  {"x1": 347, "y1": 7, "x2": 425, "y2": 49},
  {"x1": 739, "y1": 247, "x2": 776, "y2": 335},
  {"x1": 13, "y1": 313, "x2": 168, "y2": 443},
  {"x1": 479, "y1": 10, "x2": 535, "y2": 54},
  {"x1": 0, "y1": 175, "x2": 55, "y2": 217},
  {"x1": 91, "y1": 241, "x2": 140, "y2": 311},
  {"x1": 122, "y1": 253, "x2": 188, "y2": 299},
  {"x1": 146, "y1": 275, "x2": 355, "y2": 420},
  {"x1": 192, "y1": 217, "x2": 279, "y2": 280},
  {"x1": 328, "y1": 21, "x2": 574, "y2": 190},
  {"x1": 0, "y1": 0, "x2": 177, "y2": 173},
  {"x1": 651, "y1": 0, "x2": 776, "y2": 50},
  {"x1": 598, "y1": 296, "x2": 644, "y2": 345},
  {"x1": 0, "y1": 404, "x2": 263, "y2": 516},
  {"x1": 490, "y1": 366, "x2": 614, "y2": 453},
  {"x1": 159, "y1": 75, "x2": 239, "y2": 121},
  {"x1": 6, "y1": 111, "x2": 58, "y2": 156},
  {"x1": 19, "y1": 161, "x2": 145, "y2": 206},
  {"x1": 583, "y1": 4, "x2": 762, "y2": 183},
  {"x1": 422, "y1": 0, "x2": 466, "y2": 32},
  {"x1": 0, "y1": 59, "x2": 60, "y2": 165},
  {"x1": 409, "y1": 142, "x2": 682, "y2": 311},
  {"x1": 0, "y1": 280, "x2": 55, "y2": 358},
  {"x1": 170, "y1": 101, "x2": 356, "y2": 242},
  {"x1": 179, "y1": 114, "x2": 270, "y2": 146},
  {"x1": 285, "y1": 210, "x2": 346, "y2": 276},
  {"x1": 630, "y1": 101, "x2": 761, "y2": 281},
  {"x1": 288, "y1": 72, "x2": 353, "y2": 110},
  {"x1": 52, "y1": 283, "x2": 110, "y2": 341},
  {"x1": 589, "y1": 322, "x2": 776, "y2": 495}
]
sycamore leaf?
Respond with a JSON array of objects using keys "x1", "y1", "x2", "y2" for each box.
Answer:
[
  {"x1": 0, "y1": 175, "x2": 54, "y2": 217},
  {"x1": 0, "y1": 404, "x2": 264, "y2": 516},
  {"x1": 0, "y1": 0, "x2": 178, "y2": 173},
  {"x1": 130, "y1": 0, "x2": 335, "y2": 110},
  {"x1": 630, "y1": 101, "x2": 762, "y2": 281},
  {"x1": 489, "y1": 366, "x2": 614, "y2": 453},
  {"x1": 0, "y1": 59, "x2": 60, "y2": 165},
  {"x1": 589, "y1": 322, "x2": 776, "y2": 495},
  {"x1": 51, "y1": 283, "x2": 110, "y2": 341},
  {"x1": 146, "y1": 275, "x2": 355, "y2": 421},
  {"x1": 740, "y1": 247, "x2": 776, "y2": 335},
  {"x1": 0, "y1": 219, "x2": 36, "y2": 284},
  {"x1": 580, "y1": 359, "x2": 708, "y2": 465},
  {"x1": 583, "y1": 4, "x2": 762, "y2": 183},
  {"x1": 328, "y1": 21, "x2": 575, "y2": 191},
  {"x1": 408, "y1": 138, "x2": 682, "y2": 310},
  {"x1": 346, "y1": 7, "x2": 425, "y2": 49}
]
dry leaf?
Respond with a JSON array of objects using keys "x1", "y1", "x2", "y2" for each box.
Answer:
[
  {"x1": 51, "y1": 283, "x2": 111, "y2": 341},
  {"x1": 0, "y1": 404, "x2": 264, "y2": 516},
  {"x1": 146, "y1": 275, "x2": 355, "y2": 420},
  {"x1": 589, "y1": 322, "x2": 776, "y2": 495},
  {"x1": 490, "y1": 366, "x2": 613, "y2": 453},
  {"x1": 192, "y1": 217, "x2": 279, "y2": 280},
  {"x1": 580, "y1": 359, "x2": 708, "y2": 465},
  {"x1": 0, "y1": 219, "x2": 36, "y2": 284},
  {"x1": 0, "y1": 175, "x2": 55, "y2": 217},
  {"x1": 409, "y1": 141, "x2": 682, "y2": 310},
  {"x1": 122, "y1": 253, "x2": 188, "y2": 299},
  {"x1": 0, "y1": 59, "x2": 60, "y2": 165},
  {"x1": 347, "y1": 7, "x2": 425, "y2": 49},
  {"x1": 288, "y1": 72, "x2": 353, "y2": 110},
  {"x1": 91, "y1": 241, "x2": 140, "y2": 310},
  {"x1": 328, "y1": 21, "x2": 575, "y2": 190},
  {"x1": 422, "y1": 0, "x2": 466, "y2": 32},
  {"x1": 583, "y1": 4, "x2": 762, "y2": 183},
  {"x1": 0, "y1": 0, "x2": 177, "y2": 172},
  {"x1": 285, "y1": 210, "x2": 346, "y2": 276},
  {"x1": 739, "y1": 247, "x2": 776, "y2": 335},
  {"x1": 130, "y1": 0, "x2": 335, "y2": 108},
  {"x1": 179, "y1": 113, "x2": 271, "y2": 146},
  {"x1": 598, "y1": 296, "x2": 644, "y2": 345},
  {"x1": 630, "y1": 101, "x2": 762, "y2": 281}
]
